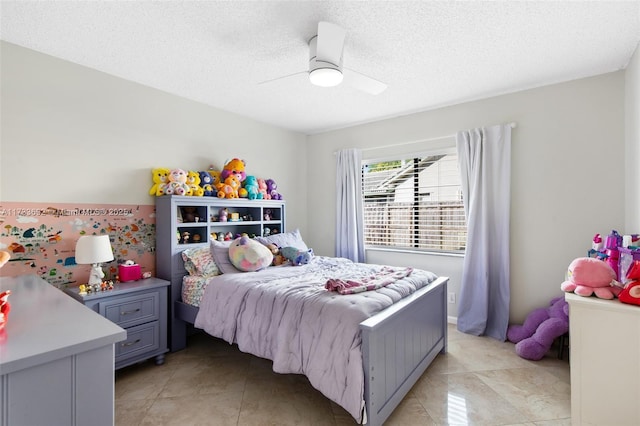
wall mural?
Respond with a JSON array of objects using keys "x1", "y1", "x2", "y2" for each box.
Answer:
[{"x1": 0, "y1": 202, "x2": 155, "y2": 288}]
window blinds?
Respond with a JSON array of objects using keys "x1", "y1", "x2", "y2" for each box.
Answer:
[{"x1": 362, "y1": 154, "x2": 466, "y2": 252}]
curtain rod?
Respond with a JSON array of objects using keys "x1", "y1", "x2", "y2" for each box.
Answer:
[{"x1": 345, "y1": 122, "x2": 517, "y2": 153}]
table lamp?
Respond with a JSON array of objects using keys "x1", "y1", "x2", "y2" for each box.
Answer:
[{"x1": 75, "y1": 235, "x2": 114, "y2": 286}]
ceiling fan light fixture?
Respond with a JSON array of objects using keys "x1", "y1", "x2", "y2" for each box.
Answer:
[{"x1": 309, "y1": 68, "x2": 343, "y2": 87}]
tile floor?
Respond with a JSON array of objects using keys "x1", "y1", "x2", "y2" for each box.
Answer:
[{"x1": 115, "y1": 324, "x2": 571, "y2": 425}]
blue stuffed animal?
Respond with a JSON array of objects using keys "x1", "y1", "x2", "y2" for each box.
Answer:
[
  {"x1": 199, "y1": 171, "x2": 216, "y2": 196},
  {"x1": 280, "y1": 247, "x2": 313, "y2": 266},
  {"x1": 243, "y1": 175, "x2": 262, "y2": 200}
]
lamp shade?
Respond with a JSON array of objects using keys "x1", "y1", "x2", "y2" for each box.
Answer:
[{"x1": 75, "y1": 235, "x2": 114, "y2": 265}]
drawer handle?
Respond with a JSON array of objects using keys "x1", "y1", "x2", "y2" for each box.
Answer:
[
  {"x1": 121, "y1": 308, "x2": 141, "y2": 316},
  {"x1": 121, "y1": 339, "x2": 141, "y2": 347}
]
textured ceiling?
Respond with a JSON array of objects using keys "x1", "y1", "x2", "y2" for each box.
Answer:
[{"x1": 1, "y1": 1, "x2": 639, "y2": 135}]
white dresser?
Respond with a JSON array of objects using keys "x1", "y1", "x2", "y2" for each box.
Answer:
[
  {"x1": 0, "y1": 275, "x2": 126, "y2": 426},
  {"x1": 566, "y1": 293, "x2": 640, "y2": 425}
]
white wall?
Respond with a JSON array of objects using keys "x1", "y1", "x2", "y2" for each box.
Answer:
[
  {"x1": 0, "y1": 41, "x2": 308, "y2": 234},
  {"x1": 626, "y1": 42, "x2": 640, "y2": 233},
  {"x1": 1, "y1": 41, "x2": 632, "y2": 325},
  {"x1": 307, "y1": 73, "x2": 626, "y2": 322}
]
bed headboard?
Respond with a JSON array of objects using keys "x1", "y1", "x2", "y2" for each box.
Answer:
[{"x1": 154, "y1": 195, "x2": 286, "y2": 351}]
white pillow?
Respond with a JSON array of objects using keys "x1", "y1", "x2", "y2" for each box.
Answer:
[
  {"x1": 210, "y1": 240, "x2": 240, "y2": 274},
  {"x1": 256, "y1": 229, "x2": 309, "y2": 251}
]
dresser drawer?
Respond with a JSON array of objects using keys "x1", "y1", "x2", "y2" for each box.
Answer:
[
  {"x1": 99, "y1": 291, "x2": 159, "y2": 328},
  {"x1": 115, "y1": 322, "x2": 160, "y2": 361}
]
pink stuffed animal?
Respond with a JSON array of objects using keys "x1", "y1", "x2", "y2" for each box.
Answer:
[
  {"x1": 257, "y1": 178, "x2": 269, "y2": 199},
  {"x1": 507, "y1": 296, "x2": 569, "y2": 361},
  {"x1": 561, "y1": 257, "x2": 621, "y2": 299}
]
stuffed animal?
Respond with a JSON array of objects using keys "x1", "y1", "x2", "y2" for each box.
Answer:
[
  {"x1": 561, "y1": 257, "x2": 621, "y2": 299},
  {"x1": 229, "y1": 236, "x2": 273, "y2": 272},
  {"x1": 186, "y1": 171, "x2": 204, "y2": 196},
  {"x1": 181, "y1": 207, "x2": 198, "y2": 222},
  {"x1": 266, "y1": 178, "x2": 283, "y2": 200},
  {"x1": 618, "y1": 260, "x2": 640, "y2": 306},
  {"x1": 280, "y1": 246, "x2": 313, "y2": 266},
  {"x1": 217, "y1": 175, "x2": 241, "y2": 199},
  {"x1": 220, "y1": 158, "x2": 247, "y2": 184},
  {"x1": 218, "y1": 208, "x2": 228, "y2": 222},
  {"x1": 243, "y1": 175, "x2": 262, "y2": 200},
  {"x1": 0, "y1": 251, "x2": 11, "y2": 330},
  {"x1": 0, "y1": 289, "x2": 10, "y2": 331},
  {"x1": 199, "y1": 171, "x2": 216, "y2": 196},
  {"x1": 257, "y1": 178, "x2": 269, "y2": 199},
  {"x1": 619, "y1": 282, "x2": 640, "y2": 306},
  {"x1": 507, "y1": 296, "x2": 569, "y2": 361},
  {"x1": 206, "y1": 167, "x2": 222, "y2": 189},
  {"x1": 165, "y1": 168, "x2": 190, "y2": 196},
  {"x1": 149, "y1": 167, "x2": 170, "y2": 196},
  {"x1": 265, "y1": 243, "x2": 286, "y2": 266},
  {"x1": 0, "y1": 251, "x2": 9, "y2": 269}
]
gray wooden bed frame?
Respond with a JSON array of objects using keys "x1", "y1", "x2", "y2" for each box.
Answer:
[{"x1": 168, "y1": 267, "x2": 448, "y2": 426}]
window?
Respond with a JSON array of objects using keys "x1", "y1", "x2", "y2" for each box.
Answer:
[{"x1": 362, "y1": 151, "x2": 466, "y2": 253}]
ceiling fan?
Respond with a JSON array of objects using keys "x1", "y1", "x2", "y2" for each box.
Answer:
[{"x1": 259, "y1": 22, "x2": 387, "y2": 95}]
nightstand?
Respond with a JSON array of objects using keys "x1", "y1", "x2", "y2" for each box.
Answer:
[{"x1": 65, "y1": 277, "x2": 169, "y2": 370}]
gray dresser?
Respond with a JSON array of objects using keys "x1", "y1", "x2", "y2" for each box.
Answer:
[{"x1": 0, "y1": 275, "x2": 126, "y2": 426}]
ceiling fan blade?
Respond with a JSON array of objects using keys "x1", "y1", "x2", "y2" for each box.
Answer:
[
  {"x1": 316, "y1": 21, "x2": 345, "y2": 66},
  {"x1": 344, "y1": 68, "x2": 387, "y2": 95},
  {"x1": 257, "y1": 71, "x2": 307, "y2": 86}
]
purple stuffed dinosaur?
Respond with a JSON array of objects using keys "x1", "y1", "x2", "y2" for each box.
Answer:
[{"x1": 506, "y1": 296, "x2": 569, "y2": 361}]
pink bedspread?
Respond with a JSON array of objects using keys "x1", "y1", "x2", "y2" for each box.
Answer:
[{"x1": 194, "y1": 256, "x2": 437, "y2": 422}]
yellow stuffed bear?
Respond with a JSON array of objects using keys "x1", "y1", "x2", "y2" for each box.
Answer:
[
  {"x1": 149, "y1": 168, "x2": 170, "y2": 196},
  {"x1": 186, "y1": 171, "x2": 204, "y2": 196}
]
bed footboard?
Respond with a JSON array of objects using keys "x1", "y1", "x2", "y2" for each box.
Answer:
[{"x1": 360, "y1": 276, "x2": 448, "y2": 426}]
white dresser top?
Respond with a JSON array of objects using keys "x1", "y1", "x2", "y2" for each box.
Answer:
[
  {"x1": 0, "y1": 275, "x2": 126, "y2": 375},
  {"x1": 565, "y1": 292, "x2": 640, "y2": 314}
]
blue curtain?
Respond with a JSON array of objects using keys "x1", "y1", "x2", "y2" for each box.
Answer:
[
  {"x1": 335, "y1": 148, "x2": 365, "y2": 262},
  {"x1": 456, "y1": 124, "x2": 512, "y2": 341}
]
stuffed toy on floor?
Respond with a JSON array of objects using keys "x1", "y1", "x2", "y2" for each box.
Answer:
[{"x1": 507, "y1": 296, "x2": 569, "y2": 361}]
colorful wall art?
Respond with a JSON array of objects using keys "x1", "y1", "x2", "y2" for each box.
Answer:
[{"x1": 0, "y1": 202, "x2": 156, "y2": 288}]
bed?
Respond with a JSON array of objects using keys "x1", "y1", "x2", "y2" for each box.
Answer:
[{"x1": 167, "y1": 235, "x2": 448, "y2": 426}]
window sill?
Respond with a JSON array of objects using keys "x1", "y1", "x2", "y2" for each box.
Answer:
[{"x1": 365, "y1": 246, "x2": 465, "y2": 258}]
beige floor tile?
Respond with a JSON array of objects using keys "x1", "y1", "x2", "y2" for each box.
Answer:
[
  {"x1": 114, "y1": 325, "x2": 572, "y2": 425},
  {"x1": 115, "y1": 361, "x2": 176, "y2": 401},
  {"x1": 412, "y1": 372, "x2": 529, "y2": 425},
  {"x1": 237, "y1": 375, "x2": 335, "y2": 426},
  {"x1": 115, "y1": 398, "x2": 154, "y2": 426},
  {"x1": 158, "y1": 355, "x2": 250, "y2": 398},
  {"x1": 540, "y1": 364, "x2": 571, "y2": 385},
  {"x1": 330, "y1": 401, "x2": 359, "y2": 425},
  {"x1": 140, "y1": 392, "x2": 243, "y2": 426},
  {"x1": 532, "y1": 419, "x2": 572, "y2": 426},
  {"x1": 475, "y1": 367, "x2": 571, "y2": 422},
  {"x1": 384, "y1": 393, "x2": 436, "y2": 426}
]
